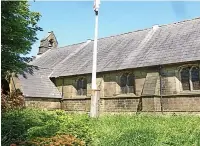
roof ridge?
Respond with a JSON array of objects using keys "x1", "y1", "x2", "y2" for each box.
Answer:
[
  {"x1": 99, "y1": 17, "x2": 200, "y2": 40},
  {"x1": 57, "y1": 41, "x2": 87, "y2": 49},
  {"x1": 54, "y1": 28, "x2": 151, "y2": 49},
  {"x1": 97, "y1": 28, "x2": 151, "y2": 41},
  {"x1": 159, "y1": 17, "x2": 200, "y2": 28},
  {"x1": 54, "y1": 17, "x2": 200, "y2": 49}
]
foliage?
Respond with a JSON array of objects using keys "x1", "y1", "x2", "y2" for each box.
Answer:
[
  {"x1": 1, "y1": 1, "x2": 42, "y2": 78},
  {"x1": 1, "y1": 89, "x2": 25, "y2": 112},
  {"x1": 1, "y1": 109, "x2": 45, "y2": 146},
  {"x1": 18, "y1": 134, "x2": 85, "y2": 146},
  {"x1": 1, "y1": 109, "x2": 94, "y2": 146},
  {"x1": 1, "y1": 91, "x2": 9, "y2": 112},
  {"x1": 2, "y1": 109, "x2": 200, "y2": 146},
  {"x1": 26, "y1": 110, "x2": 95, "y2": 145}
]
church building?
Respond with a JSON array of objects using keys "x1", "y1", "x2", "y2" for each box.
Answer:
[{"x1": 10, "y1": 18, "x2": 200, "y2": 113}]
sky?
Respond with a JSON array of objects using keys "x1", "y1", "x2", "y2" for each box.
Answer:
[{"x1": 28, "y1": 1, "x2": 200, "y2": 57}]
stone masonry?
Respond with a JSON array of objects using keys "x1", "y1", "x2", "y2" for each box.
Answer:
[
  {"x1": 56, "y1": 63, "x2": 200, "y2": 113},
  {"x1": 10, "y1": 62, "x2": 200, "y2": 113}
]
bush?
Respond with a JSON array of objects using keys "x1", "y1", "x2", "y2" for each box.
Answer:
[
  {"x1": 1, "y1": 89, "x2": 25, "y2": 112},
  {"x1": 17, "y1": 134, "x2": 85, "y2": 146},
  {"x1": 1, "y1": 109, "x2": 47, "y2": 145},
  {"x1": 1, "y1": 91, "x2": 9, "y2": 112},
  {"x1": 1, "y1": 109, "x2": 94, "y2": 146}
]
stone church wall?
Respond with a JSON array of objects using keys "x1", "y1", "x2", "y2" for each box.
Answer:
[
  {"x1": 162, "y1": 95, "x2": 200, "y2": 112},
  {"x1": 58, "y1": 63, "x2": 200, "y2": 113},
  {"x1": 60, "y1": 95, "x2": 200, "y2": 113},
  {"x1": 25, "y1": 97, "x2": 61, "y2": 110},
  {"x1": 10, "y1": 62, "x2": 200, "y2": 112}
]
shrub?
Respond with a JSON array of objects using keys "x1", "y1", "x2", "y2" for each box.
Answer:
[
  {"x1": 1, "y1": 109, "x2": 94, "y2": 146},
  {"x1": 17, "y1": 134, "x2": 85, "y2": 146},
  {"x1": 1, "y1": 109, "x2": 47, "y2": 146},
  {"x1": 1, "y1": 91, "x2": 9, "y2": 112},
  {"x1": 27, "y1": 110, "x2": 95, "y2": 145},
  {"x1": 1, "y1": 89, "x2": 25, "y2": 112}
]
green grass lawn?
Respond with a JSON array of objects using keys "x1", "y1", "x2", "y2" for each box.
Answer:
[
  {"x1": 91, "y1": 114, "x2": 200, "y2": 146},
  {"x1": 2, "y1": 109, "x2": 200, "y2": 146}
]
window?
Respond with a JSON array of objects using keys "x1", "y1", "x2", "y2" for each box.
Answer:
[
  {"x1": 120, "y1": 73, "x2": 135, "y2": 94},
  {"x1": 191, "y1": 67, "x2": 200, "y2": 90},
  {"x1": 76, "y1": 78, "x2": 87, "y2": 96},
  {"x1": 180, "y1": 67, "x2": 190, "y2": 90},
  {"x1": 180, "y1": 66, "x2": 200, "y2": 91}
]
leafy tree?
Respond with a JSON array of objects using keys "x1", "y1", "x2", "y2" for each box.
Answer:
[{"x1": 1, "y1": 1, "x2": 42, "y2": 79}]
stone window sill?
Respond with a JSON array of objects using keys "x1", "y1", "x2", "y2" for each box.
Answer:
[
  {"x1": 114, "y1": 93, "x2": 136, "y2": 97},
  {"x1": 180, "y1": 90, "x2": 200, "y2": 95},
  {"x1": 101, "y1": 94, "x2": 139, "y2": 99},
  {"x1": 72, "y1": 95, "x2": 87, "y2": 98},
  {"x1": 62, "y1": 96, "x2": 90, "y2": 100}
]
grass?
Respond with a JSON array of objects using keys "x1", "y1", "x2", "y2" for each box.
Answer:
[
  {"x1": 2, "y1": 109, "x2": 200, "y2": 146},
  {"x1": 91, "y1": 114, "x2": 200, "y2": 146}
]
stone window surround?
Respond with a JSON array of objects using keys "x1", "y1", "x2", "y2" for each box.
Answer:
[
  {"x1": 75, "y1": 76, "x2": 87, "y2": 97},
  {"x1": 178, "y1": 64, "x2": 200, "y2": 92},
  {"x1": 114, "y1": 71, "x2": 136, "y2": 97}
]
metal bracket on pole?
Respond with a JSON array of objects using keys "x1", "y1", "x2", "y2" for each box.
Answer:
[{"x1": 95, "y1": 10, "x2": 98, "y2": 16}]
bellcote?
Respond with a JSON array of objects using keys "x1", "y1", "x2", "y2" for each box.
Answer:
[{"x1": 37, "y1": 31, "x2": 58, "y2": 55}]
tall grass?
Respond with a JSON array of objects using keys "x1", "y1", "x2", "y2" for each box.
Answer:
[{"x1": 91, "y1": 114, "x2": 200, "y2": 146}]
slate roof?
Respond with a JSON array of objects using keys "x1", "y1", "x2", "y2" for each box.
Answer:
[
  {"x1": 19, "y1": 17, "x2": 200, "y2": 98},
  {"x1": 50, "y1": 17, "x2": 200, "y2": 77},
  {"x1": 18, "y1": 68, "x2": 61, "y2": 98},
  {"x1": 30, "y1": 42, "x2": 89, "y2": 69}
]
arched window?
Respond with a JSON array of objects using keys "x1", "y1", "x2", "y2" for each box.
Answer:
[
  {"x1": 191, "y1": 67, "x2": 200, "y2": 90},
  {"x1": 180, "y1": 67, "x2": 190, "y2": 90},
  {"x1": 180, "y1": 66, "x2": 200, "y2": 91},
  {"x1": 76, "y1": 78, "x2": 87, "y2": 96},
  {"x1": 120, "y1": 73, "x2": 135, "y2": 94}
]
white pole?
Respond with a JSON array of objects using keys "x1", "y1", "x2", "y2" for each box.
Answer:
[
  {"x1": 92, "y1": 11, "x2": 98, "y2": 90},
  {"x1": 90, "y1": 11, "x2": 99, "y2": 118}
]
